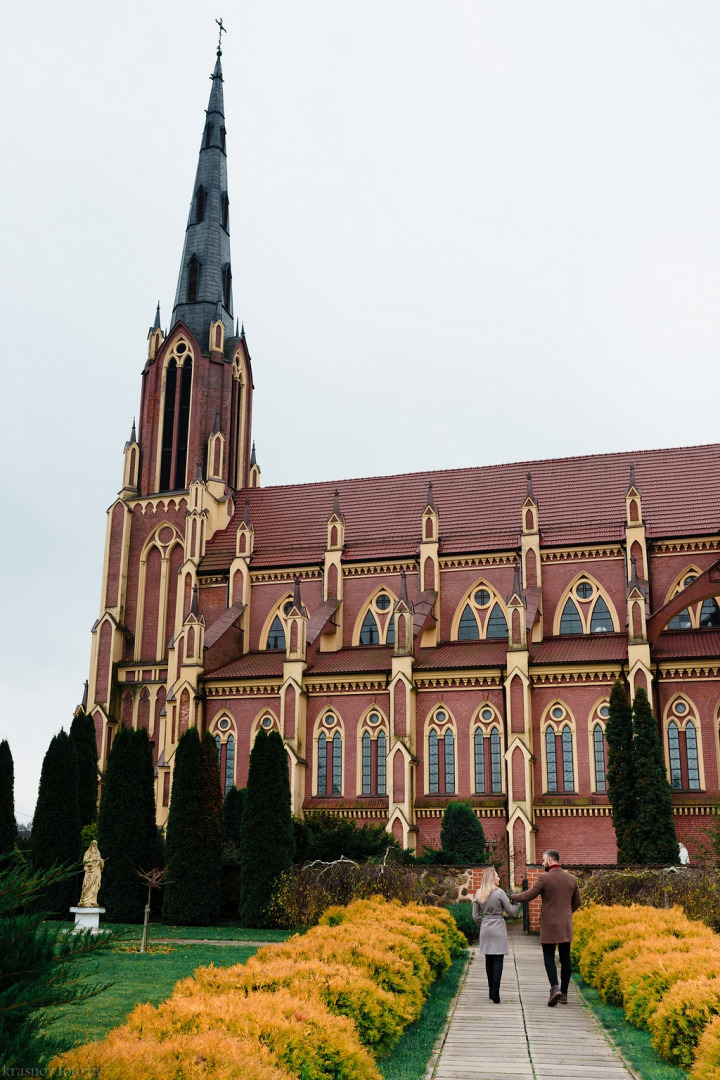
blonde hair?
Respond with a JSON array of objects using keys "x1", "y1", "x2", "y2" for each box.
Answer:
[{"x1": 475, "y1": 866, "x2": 498, "y2": 905}]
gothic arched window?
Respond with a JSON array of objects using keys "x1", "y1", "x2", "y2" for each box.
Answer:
[
  {"x1": 195, "y1": 187, "x2": 205, "y2": 223},
  {"x1": 458, "y1": 604, "x2": 479, "y2": 640},
  {"x1": 267, "y1": 616, "x2": 286, "y2": 650},
  {"x1": 223, "y1": 265, "x2": 232, "y2": 310},
  {"x1": 560, "y1": 598, "x2": 582, "y2": 634},
  {"x1": 545, "y1": 718, "x2": 575, "y2": 793},
  {"x1": 700, "y1": 599, "x2": 720, "y2": 627},
  {"x1": 317, "y1": 732, "x2": 327, "y2": 794},
  {"x1": 427, "y1": 712, "x2": 455, "y2": 795},
  {"x1": 485, "y1": 604, "x2": 507, "y2": 639},
  {"x1": 361, "y1": 721, "x2": 387, "y2": 796},
  {"x1": 593, "y1": 725, "x2": 607, "y2": 792},
  {"x1": 668, "y1": 720, "x2": 701, "y2": 790},
  {"x1": 590, "y1": 597, "x2": 613, "y2": 633},
  {"x1": 668, "y1": 608, "x2": 692, "y2": 630},
  {"x1": 359, "y1": 611, "x2": 380, "y2": 645},
  {"x1": 221, "y1": 192, "x2": 230, "y2": 231}
]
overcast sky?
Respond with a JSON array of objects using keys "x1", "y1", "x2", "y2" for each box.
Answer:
[{"x1": 2, "y1": 1, "x2": 719, "y2": 824}]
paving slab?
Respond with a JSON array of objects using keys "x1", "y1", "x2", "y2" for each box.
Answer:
[{"x1": 428, "y1": 926, "x2": 637, "y2": 1080}]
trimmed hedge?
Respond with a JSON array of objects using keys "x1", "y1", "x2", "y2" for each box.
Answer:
[
  {"x1": 572, "y1": 904, "x2": 720, "y2": 1076},
  {"x1": 52, "y1": 896, "x2": 467, "y2": 1080}
]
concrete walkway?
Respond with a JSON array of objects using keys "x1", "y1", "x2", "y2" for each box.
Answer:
[{"x1": 428, "y1": 927, "x2": 637, "y2": 1080}]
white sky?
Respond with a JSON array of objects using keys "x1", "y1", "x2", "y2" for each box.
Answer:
[{"x1": 2, "y1": 1, "x2": 719, "y2": 823}]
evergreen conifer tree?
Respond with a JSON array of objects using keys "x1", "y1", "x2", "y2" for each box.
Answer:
[
  {"x1": 162, "y1": 728, "x2": 223, "y2": 925},
  {"x1": 30, "y1": 731, "x2": 81, "y2": 916},
  {"x1": 223, "y1": 785, "x2": 245, "y2": 860},
  {"x1": 69, "y1": 712, "x2": 99, "y2": 827},
  {"x1": 239, "y1": 729, "x2": 295, "y2": 927},
  {"x1": 605, "y1": 679, "x2": 636, "y2": 863},
  {"x1": 631, "y1": 687, "x2": 678, "y2": 864},
  {"x1": 97, "y1": 726, "x2": 158, "y2": 922},
  {"x1": 440, "y1": 800, "x2": 487, "y2": 862},
  {"x1": 0, "y1": 740, "x2": 16, "y2": 855}
]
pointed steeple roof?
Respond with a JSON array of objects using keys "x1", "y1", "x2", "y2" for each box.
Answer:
[
  {"x1": 425, "y1": 482, "x2": 437, "y2": 512},
  {"x1": 130, "y1": 417, "x2": 137, "y2": 444},
  {"x1": 150, "y1": 302, "x2": 162, "y2": 332},
  {"x1": 249, "y1": 441, "x2": 257, "y2": 468},
  {"x1": 242, "y1": 497, "x2": 251, "y2": 526},
  {"x1": 171, "y1": 41, "x2": 234, "y2": 345}
]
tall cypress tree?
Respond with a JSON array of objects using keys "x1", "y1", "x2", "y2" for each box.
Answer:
[
  {"x1": 69, "y1": 712, "x2": 99, "y2": 827},
  {"x1": 440, "y1": 800, "x2": 487, "y2": 862},
  {"x1": 223, "y1": 785, "x2": 245, "y2": 859},
  {"x1": 162, "y1": 728, "x2": 223, "y2": 925},
  {"x1": 0, "y1": 740, "x2": 16, "y2": 855},
  {"x1": 30, "y1": 731, "x2": 82, "y2": 916},
  {"x1": 97, "y1": 726, "x2": 158, "y2": 922},
  {"x1": 606, "y1": 679, "x2": 636, "y2": 863},
  {"x1": 239, "y1": 728, "x2": 295, "y2": 927},
  {"x1": 631, "y1": 687, "x2": 679, "y2": 864}
]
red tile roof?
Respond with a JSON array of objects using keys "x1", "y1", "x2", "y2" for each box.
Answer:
[
  {"x1": 207, "y1": 652, "x2": 284, "y2": 680},
  {"x1": 653, "y1": 629, "x2": 720, "y2": 660},
  {"x1": 531, "y1": 634, "x2": 628, "y2": 664},
  {"x1": 415, "y1": 641, "x2": 508, "y2": 669},
  {"x1": 200, "y1": 443, "x2": 720, "y2": 572},
  {"x1": 307, "y1": 647, "x2": 394, "y2": 675}
]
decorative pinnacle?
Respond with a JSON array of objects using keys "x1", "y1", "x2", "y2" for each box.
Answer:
[
  {"x1": 130, "y1": 417, "x2": 137, "y2": 444},
  {"x1": 293, "y1": 575, "x2": 302, "y2": 609},
  {"x1": 212, "y1": 407, "x2": 221, "y2": 435},
  {"x1": 215, "y1": 16, "x2": 227, "y2": 56},
  {"x1": 526, "y1": 472, "x2": 534, "y2": 499},
  {"x1": 242, "y1": 497, "x2": 251, "y2": 526},
  {"x1": 426, "y1": 481, "x2": 436, "y2": 511},
  {"x1": 240, "y1": 322, "x2": 245, "y2": 338},
  {"x1": 399, "y1": 569, "x2": 408, "y2": 602},
  {"x1": 512, "y1": 558, "x2": 522, "y2": 595},
  {"x1": 190, "y1": 584, "x2": 200, "y2": 617},
  {"x1": 195, "y1": 460, "x2": 203, "y2": 482},
  {"x1": 152, "y1": 302, "x2": 162, "y2": 331},
  {"x1": 629, "y1": 463, "x2": 636, "y2": 487},
  {"x1": 249, "y1": 441, "x2": 257, "y2": 468},
  {"x1": 332, "y1": 488, "x2": 341, "y2": 517}
]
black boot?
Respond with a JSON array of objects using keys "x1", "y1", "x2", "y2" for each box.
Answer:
[{"x1": 491, "y1": 982, "x2": 501, "y2": 1004}]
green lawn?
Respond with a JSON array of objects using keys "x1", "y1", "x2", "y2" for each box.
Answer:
[
  {"x1": 573, "y1": 975, "x2": 689, "y2": 1080},
  {"x1": 50, "y1": 943, "x2": 259, "y2": 1050},
  {"x1": 378, "y1": 953, "x2": 469, "y2": 1080},
  {"x1": 101, "y1": 921, "x2": 291, "y2": 942}
]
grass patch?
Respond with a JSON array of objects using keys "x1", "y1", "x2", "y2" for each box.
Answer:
[
  {"x1": 50, "y1": 943, "x2": 259, "y2": 1050},
  {"x1": 102, "y1": 922, "x2": 291, "y2": 942},
  {"x1": 574, "y1": 974, "x2": 689, "y2": 1080},
  {"x1": 378, "y1": 951, "x2": 468, "y2": 1080}
]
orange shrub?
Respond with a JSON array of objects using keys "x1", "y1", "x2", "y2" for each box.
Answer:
[
  {"x1": 649, "y1": 976, "x2": 720, "y2": 1068},
  {"x1": 691, "y1": 1014, "x2": 720, "y2": 1080},
  {"x1": 621, "y1": 949, "x2": 720, "y2": 1028},
  {"x1": 52, "y1": 1030, "x2": 294, "y2": 1080}
]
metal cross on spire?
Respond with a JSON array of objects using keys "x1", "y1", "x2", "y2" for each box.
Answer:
[{"x1": 215, "y1": 17, "x2": 227, "y2": 54}]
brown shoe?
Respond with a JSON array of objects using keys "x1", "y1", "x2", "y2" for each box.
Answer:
[
  {"x1": 559, "y1": 993, "x2": 568, "y2": 1004},
  {"x1": 548, "y1": 985, "x2": 562, "y2": 1007}
]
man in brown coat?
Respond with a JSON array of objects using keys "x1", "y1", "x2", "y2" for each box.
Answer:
[{"x1": 510, "y1": 849, "x2": 581, "y2": 1006}]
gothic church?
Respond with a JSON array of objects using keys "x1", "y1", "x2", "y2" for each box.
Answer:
[{"x1": 86, "y1": 43, "x2": 720, "y2": 884}]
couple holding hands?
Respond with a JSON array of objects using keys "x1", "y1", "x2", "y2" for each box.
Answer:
[{"x1": 472, "y1": 849, "x2": 581, "y2": 1006}]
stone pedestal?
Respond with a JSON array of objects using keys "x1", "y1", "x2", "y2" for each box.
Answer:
[{"x1": 70, "y1": 906, "x2": 106, "y2": 933}]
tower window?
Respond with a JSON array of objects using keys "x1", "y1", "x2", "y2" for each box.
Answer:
[
  {"x1": 221, "y1": 126, "x2": 226, "y2": 151},
  {"x1": 221, "y1": 193, "x2": 230, "y2": 231},
  {"x1": 173, "y1": 359, "x2": 192, "y2": 489},
  {"x1": 223, "y1": 265, "x2": 232, "y2": 310},
  {"x1": 187, "y1": 257, "x2": 200, "y2": 303},
  {"x1": 159, "y1": 359, "x2": 177, "y2": 491},
  {"x1": 204, "y1": 123, "x2": 213, "y2": 148},
  {"x1": 195, "y1": 187, "x2": 205, "y2": 223}
]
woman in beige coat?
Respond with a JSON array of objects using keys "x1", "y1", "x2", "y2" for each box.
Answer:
[{"x1": 472, "y1": 866, "x2": 520, "y2": 1003}]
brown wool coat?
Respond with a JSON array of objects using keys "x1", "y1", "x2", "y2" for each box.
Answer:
[{"x1": 510, "y1": 867, "x2": 581, "y2": 944}]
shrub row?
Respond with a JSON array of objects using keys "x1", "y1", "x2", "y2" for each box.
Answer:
[
  {"x1": 51, "y1": 897, "x2": 467, "y2": 1080},
  {"x1": 578, "y1": 866, "x2": 720, "y2": 933},
  {"x1": 572, "y1": 904, "x2": 720, "y2": 1076}
]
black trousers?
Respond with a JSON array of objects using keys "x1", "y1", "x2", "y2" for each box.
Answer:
[
  {"x1": 542, "y1": 942, "x2": 571, "y2": 993},
  {"x1": 485, "y1": 954, "x2": 504, "y2": 989}
]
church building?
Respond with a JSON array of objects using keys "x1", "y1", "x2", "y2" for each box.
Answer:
[{"x1": 85, "y1": 42, "x2": 720, "y2": 885}]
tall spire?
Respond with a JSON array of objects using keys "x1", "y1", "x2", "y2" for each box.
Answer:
[{"x1": 171, "y1": 36, "x2": 234, "y2": 345}]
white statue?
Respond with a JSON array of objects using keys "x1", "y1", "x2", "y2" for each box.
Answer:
[
  {"x1": 78, "y1": 840, "x2": 105, "y2": 907},
  {"x1": 678, "y1": 842, "x2": 690, "y2": 866}
]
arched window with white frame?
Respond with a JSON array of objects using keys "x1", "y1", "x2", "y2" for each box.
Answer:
[
  {"x1": 472, "y1": 704, "x2": 504, "y2": 794},
  {"x1": 359, "y1": 710, "x2": 388, "y2": 796},
  {"x1": 426, "y1": 707, "x2": 456, "y2": 795},
  {"x1": 588, "y1": 699, "x2": 610, "y2": 793},
  {"x1": 543, "y1": 703, "x2": 576, "y2": 793},
  {"x1": 211, "y1": 714, "x2": 236, "y2": 796},
  {"x1": 453, "y1": 583, "x2": 508, "y2": 641},
  {"x1": 355, "y1": 589, "x2": 397, "y2": 646},
  {"x1": 555, "y1": 576, "x2": 618, "y2": 636},
  {"x1": 663, "y1": 567, "x2": 720, "y2": 631},
  {"x1": 316, "y1": 712, "x2": 343, "y2": 796},
  {"x1": 665, "y1": 697, "x2": 702, "y2": 791}
]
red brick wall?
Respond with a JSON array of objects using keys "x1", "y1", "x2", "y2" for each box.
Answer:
[{"x1": 105, "y1": 502, "x2": 125, "y2": 608}]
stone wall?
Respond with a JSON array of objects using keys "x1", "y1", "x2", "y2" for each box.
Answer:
[{"x1": 415, "y1": 864, "x2": 488, "y2": 906}]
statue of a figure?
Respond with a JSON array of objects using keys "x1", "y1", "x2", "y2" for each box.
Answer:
[{"x1": 78, "y1": 840, "x2": 105, "y2": 907}]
